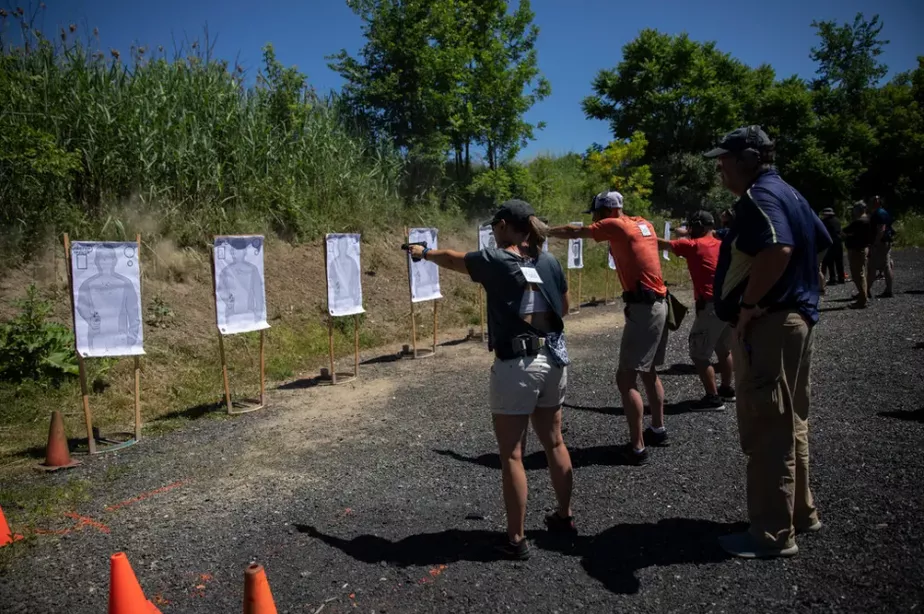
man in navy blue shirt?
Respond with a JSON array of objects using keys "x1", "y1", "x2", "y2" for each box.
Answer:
[
  {"x1": 867, "y1": 196, "x2": 895, "y2": 298},
  {"x1": 706, "y1": 125, "x2": 831, "y2": 559}
]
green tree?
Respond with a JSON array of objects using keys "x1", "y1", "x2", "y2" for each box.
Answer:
[
  {"x1": 328, "y1": 0, "x2": 549, "y2": 197},
  {"x1": 582, "y1": 30, "x2": 763, "y2": 163}
]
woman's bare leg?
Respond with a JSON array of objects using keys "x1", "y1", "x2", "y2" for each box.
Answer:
[
  {"x1": 492, "y1": 413, "x2": 531, "y2": 543},
  {"x1": 531, "y1": 406, "x2": 573, "y2": 518}
]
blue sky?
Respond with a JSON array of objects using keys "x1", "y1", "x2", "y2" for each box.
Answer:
[{"x1": 29, "y1": 0, "x2": 924, "y2": 160}]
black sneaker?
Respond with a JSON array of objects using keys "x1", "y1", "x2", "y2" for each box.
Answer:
[
  {"x1": 718, "y1": 385, "x2": 736, "y2": 402},
  {"x1": 848, "y1": 301, "x2": 868, "y2": 310},
  {"x1": 544, "y1": 512, "x2": 577, "y2": 535},
  {"x1": 878, "y1": 291, "x2": 894, "y2": 298},
  {"x1": 691, "y1": 394, "x2": 725, "y2": 411},
  {"x1": 621, "y1": 444, "x2": 650, "y2": 465},
  {"x1": 643, "y1": 427, "x2": 669, "y2": 447},
  {"x1": 495, "y1": 537, "x2": 530, "y2": 560}
]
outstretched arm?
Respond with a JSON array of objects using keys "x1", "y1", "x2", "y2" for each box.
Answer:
[
  {"x1": 656, "y1": 238, "x2": 674, "y2": 252},
  {"x1": 407, "y1": 245, "x2": 468, "y2": 274},
  {"x1": 548, "y1": 224, "x2": 592, "y2": 239}
]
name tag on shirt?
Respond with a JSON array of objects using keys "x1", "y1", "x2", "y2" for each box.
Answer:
[
  {"x1": 638, "y1": 223, "x2": 652, "y2": 237},
  {"x1": 520, "y1": 266, "x2": 543, "y2": 284}
]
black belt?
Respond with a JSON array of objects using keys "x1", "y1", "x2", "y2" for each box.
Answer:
[
  {"x1": 495, "y1": 334, "x2": 546, "y2": 361},
  {"x1": 622, "y1": 290, "x2": 666, "y2": 304}
]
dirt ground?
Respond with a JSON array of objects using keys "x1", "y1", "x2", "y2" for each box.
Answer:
[{"x1": 1, "y1": 249, "x2": 923, "y2": 613}]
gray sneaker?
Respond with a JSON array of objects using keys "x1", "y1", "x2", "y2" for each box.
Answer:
[{"x1": 719, "y1": 531, "x2": 798, "y2": 559}]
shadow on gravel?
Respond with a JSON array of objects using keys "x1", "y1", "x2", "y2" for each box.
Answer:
[
  {"x1": 361, "y1": 352, "x2": 404, "y2": 366},
  {"x1": 434, "y1": 446, "x2": 633, "y2": 469},
  {"x1": 659, "y1": 363, "x2": 697, "y2": 376},
  {"x1": 563, "y1": 401, "x2": 704, "y2": 416},
  {"x1": 904, "y1": 290, "x2": 924, "y2": 295},
  {"x1": 534, "y1": 518, "x2": 744, "y2": 595},
  {"x1": 277, "y1": 377, "x2": 325, "y2": 390},
  {"x1": 157, "y1": 401, "x2": 225, "y2": 421},
  {"x1": 819, "y1": 306, "x2": 848, "y2": 313},
  {"x1": 294, "y1": 525, "x2": 508, "y2": 564},
  {"x1": 877, "y1": 407, "x2": 924, "y2": 423}
]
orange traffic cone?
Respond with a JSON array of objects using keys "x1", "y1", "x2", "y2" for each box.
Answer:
[
  {"x1": 243, "y1": 563, "x2": 278, "y2": 614},
  {"x1": 108, "y1": 552, "x2": 162, "y2": 614},
  {"x1": 0, "y1": 504, "x2": 24, "y2": 547},
  {"x1": 37, "y1": 410, "x2": 79, "y2": 471}
]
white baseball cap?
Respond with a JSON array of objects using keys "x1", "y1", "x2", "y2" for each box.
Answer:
[{"x1": 584, "y1": 191, "x2": 624, "y2": 213}]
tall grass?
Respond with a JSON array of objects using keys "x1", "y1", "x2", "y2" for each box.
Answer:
[{"x1": 0, "y1": 21, "x2": 404, "y2": 256}]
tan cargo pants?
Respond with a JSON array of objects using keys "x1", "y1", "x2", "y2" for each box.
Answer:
[
  {"x1": 848, "y1": 248, "x2": 868, "y2": 305},
  {"x1": 733, "y1": 309, "x2": 819, "y2": 549}
]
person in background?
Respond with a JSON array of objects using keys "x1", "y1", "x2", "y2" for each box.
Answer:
[
  {"x1": 819, "y1": 208, "x2": 845, "y2": 288},
  {"x1": 658, "y1": 210, "x2": 734, "y2": 410},
  {"x1": 405, "y1": 200, "x2": 575, "y2": 560},
  {"x1": 867, "y1": 196, "x2": 895, "y2": 298},
  {"x1": 716, "y1": 208, "x2": 735, "y2": 240},
  {"x1": 548, "y1": 191, "x2": 669, "y2": 466},
  {"x1": 843, "y1": 202, "x2": 873, "y2": 309},
  {"x1": 706, "y1": 125, "x2": 831, "y2": 558}
]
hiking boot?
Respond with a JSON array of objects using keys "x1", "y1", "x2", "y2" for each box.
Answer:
[
  {"x1": 495, "y1": 537, "x2": 530, "y2": 560},
  {"x1": 848, "y1": 301, "x2": 868, "y2": 310},
  {"x1": 719, "y1": 532, "x2": 798, "y2": 559},
  {"x1": 544, "y1": 511, "x2": 577, "y2": 535},
  {"x1": 878, "y1": 291, "x2": 894, "y2": 298},
  {"x1": 718, "y1": 385, "x2": 736, "y2": 402},
  {"x1": 620, "y1": 444, "x2": 650, "y2": 466},
  {"x1": 643, "y1": 426, "x2": 669, "y2": 447},
  {"x1": 691, "y1": 394, "x2": 725, "y2": 411}
]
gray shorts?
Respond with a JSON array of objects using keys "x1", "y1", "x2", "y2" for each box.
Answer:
[
  {"x1": 489, "y1": 348, "x2": 567, "y2": 415},
  {"x1": 689, "y1": 302, "x2": 732, "y2": 363},
  {"x1": 619, "y1": 300, "x2": 669, "y2": 372}
]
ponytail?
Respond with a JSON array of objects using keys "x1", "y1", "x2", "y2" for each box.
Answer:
[{"x1": 526, "y1": 215, "x2": 549, "y2": 258}]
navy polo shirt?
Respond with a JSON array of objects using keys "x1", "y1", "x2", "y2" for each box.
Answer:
[{"x1": 714, "y1": 170, "x2": 832, "y2": 325}]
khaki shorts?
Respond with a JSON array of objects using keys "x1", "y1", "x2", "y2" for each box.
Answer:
[
  {"x1": 619, "y1": 300, "x2": 669, "y2": 372},
  {"x1": 489, "y1": 348, "x2": 567, "y2": 415},
  {"x1": 689, "y1": 302, "x2": 732, "y2": 363}
]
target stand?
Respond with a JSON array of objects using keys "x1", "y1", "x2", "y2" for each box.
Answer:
[{"x1": 64, "y1": 233, "x2": 144, "y2": 455}]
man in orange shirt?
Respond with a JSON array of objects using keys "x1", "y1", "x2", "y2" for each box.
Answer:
[
  {"x1": 658, "y1": 210, "x2": 734, "y2": 410},
  {"x1": 549, "y1": 191, "x2": 668, "y2": 465}
]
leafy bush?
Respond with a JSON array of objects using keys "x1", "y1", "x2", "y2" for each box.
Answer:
[{"x1": 0, "y1": 285, "x2": 78, "y2": 385}]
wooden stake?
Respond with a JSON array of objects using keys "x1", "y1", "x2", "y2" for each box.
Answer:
[
  {"x1": 432, "y1": 300, "x2": 439, "y2": 354},
  {"x1": 578, "y1": 270, "x2": 583, "y2": 310},
  {"x1": 218, "y1": 332, "x2": 232, "y2": 413},
  {"x1": 405, "y1": 227, "x2": 418, "y2": 358},
  {"x1": 63, "y1": 233, "x2": 96, "y2": 454},
  {"x1": 133, "y1": 233, "x2": 142, "y2": 440},
  {"x1": 567, "y1": 268, "x2": 572, "y2": 313},
  {"x1": 604, "y1": 269, "x2": 609, "y2": 305},
  {"x1": 259, "y1": 328, "x2": 266, "y2": 405},
  {"x1": 353, "y1": 314, "x2": 360, "y2": 376},
  {"x1": 328, "y1": 316, "x2": 337, "y2": 385}
]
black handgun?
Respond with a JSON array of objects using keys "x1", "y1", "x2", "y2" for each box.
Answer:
[{"x1": 401, "y1": 241, "x2": 428, "y2": 262}]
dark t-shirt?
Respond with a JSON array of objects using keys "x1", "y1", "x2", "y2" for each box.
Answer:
[
  {"x1": 714, "y1": 169, "x2": 832, "y2": 325},
  {"x1": 843, "y1": 217, "x2": 873, "y2": 250},
  {"x1": 464, "y1": 248, "x2": 567, "y2": 352},
  {"x1": 822, "y1": 216, "x2": 842, "y2": 244},
  {"x1": 870, "y1": 208, "x2": 895, "y2": 242}
]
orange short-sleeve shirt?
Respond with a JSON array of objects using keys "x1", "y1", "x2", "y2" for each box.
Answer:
[{"x1": 589, "y1": 215, "x2": 667, "y2": 296}]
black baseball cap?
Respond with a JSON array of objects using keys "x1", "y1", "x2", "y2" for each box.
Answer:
[
  {"x1": 484, "y1": 199, "x2": 536, "y2": 227},
  {"x1": 704, "y1": 125, "x2": 774, "y2": 158},
  {"x1": 689, "y1": 210, "x2": 715, "y2": 227}
]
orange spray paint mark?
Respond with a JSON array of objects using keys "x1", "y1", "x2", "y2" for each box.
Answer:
[{"x1": 105, "y1": 480, "x2": 186, "y2": 512}]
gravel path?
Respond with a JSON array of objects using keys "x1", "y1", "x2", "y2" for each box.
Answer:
[{"x1": 2, "y1": 249, "x2": 923, "y2": 613}]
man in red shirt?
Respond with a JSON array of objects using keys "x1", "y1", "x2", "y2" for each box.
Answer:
[
  {"x1": 549, "y1": 191, "x2": 668, "y2": 465},
  {"x1": 658, "y1": 210, "x2": 734, "y2": 410}
]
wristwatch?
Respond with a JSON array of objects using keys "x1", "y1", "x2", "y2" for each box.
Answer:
[{"x1": 422, "y1": 247, "x2": 431, "y2": 260}]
